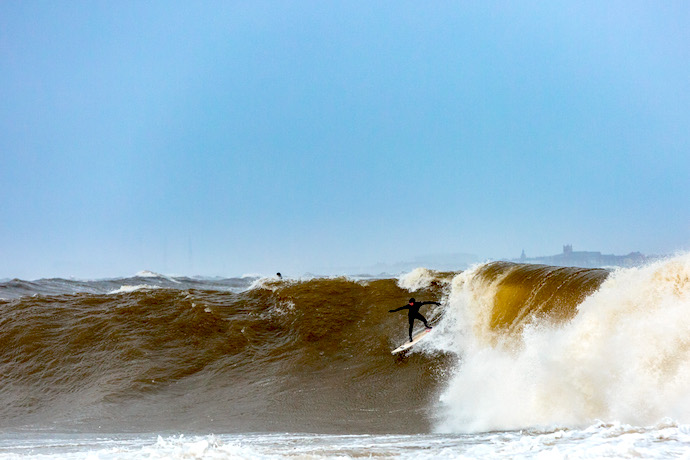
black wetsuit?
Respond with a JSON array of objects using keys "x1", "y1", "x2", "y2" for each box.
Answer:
[{"x1": 389, "y1": 300, "x2": 440, "y2": 342}]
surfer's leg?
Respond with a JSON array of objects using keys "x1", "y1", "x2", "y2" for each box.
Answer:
[
  {"x1": 415, "y1": 312, "x2": 431, "y2": 329},
  {"x1": 408, "y1": 317, "x2": 414, "y2": 342}
]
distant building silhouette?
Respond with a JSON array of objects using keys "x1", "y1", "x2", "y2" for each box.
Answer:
[{"x1": 514, "y1": 245, "x2": 655, "y2": 268}]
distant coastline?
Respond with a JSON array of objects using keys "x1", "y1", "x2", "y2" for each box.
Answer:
[
  {"x1": 512, "y1": 244, "x2": 665, "y2": 269},
  {"x1": 320, "y1": 246, "x2": 668, "y2": 277}
]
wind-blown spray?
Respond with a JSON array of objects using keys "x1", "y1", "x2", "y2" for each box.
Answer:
[{"x1": 434, "y1": 255, "x2": 690, "y2": 433}]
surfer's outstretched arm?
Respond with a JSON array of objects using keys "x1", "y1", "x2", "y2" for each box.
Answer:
[
  {"x1": 388, "y1": 306, "x2": 410, "y2": 313},
  {"x1": 421, "y1": 301, "x2": 441, "y2": 306}
]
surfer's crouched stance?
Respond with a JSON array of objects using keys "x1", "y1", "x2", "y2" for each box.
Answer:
[{"x1": 389, "y1": 298, "x2": 440, "y2": 342}]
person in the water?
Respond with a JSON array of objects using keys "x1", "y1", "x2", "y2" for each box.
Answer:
[{"x1": 389, "y1": 298, "x2": 440, "y2": 342}]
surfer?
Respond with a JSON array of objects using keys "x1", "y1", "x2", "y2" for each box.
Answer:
[{"x1": 389, "y1": 298, "x2": 440, "y2": 342}]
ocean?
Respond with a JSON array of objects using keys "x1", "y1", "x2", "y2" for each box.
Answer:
[{"x1": 2, "y1": 255, "x2": 690, "y2": 458}]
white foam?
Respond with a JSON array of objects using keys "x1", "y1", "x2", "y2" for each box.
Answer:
[
  {"x1": 247, "y1": 276, "x2": 282, "y2": 292},
  {"x1": 2, "y1": 428, "x2": 690, "y2": 459},
  {"x1": 135, "y1": 271, "x2": 181, "y2": 284},
  {"x1": 135, "y1": 270, "x2": 162, "y2": 278},
  {"x1": 434, "y1": 254, "x2": 690, "y2": 433},
  {"x1": 246, "y1": 274, "x2": 322, "y2": 292},
  {"x1": 108, "y1": 284, "x2": 160, "y2": 294},
  {"x1": 397, "y1": 267, "x2": 437, "y2": 291}
]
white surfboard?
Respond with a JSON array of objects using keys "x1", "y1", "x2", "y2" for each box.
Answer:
[{"x1": 391, "y1": 328, "x2": 432, "y2": 355}]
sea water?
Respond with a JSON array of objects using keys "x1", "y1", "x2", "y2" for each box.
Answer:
[
  {"x1": 2, "y1": 424, "x2": 690, "y2": 459},
  {"x1": 3, "y1": 256, "x2": 690, "y2": 458}
]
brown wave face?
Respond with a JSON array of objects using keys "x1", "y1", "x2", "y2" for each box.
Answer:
[
  {"x1": 0, "y1": 277, "x2": 451, "y2": 434},
  {"x1": 470, "y1": 262, "x2": 610, "y2": 342}
]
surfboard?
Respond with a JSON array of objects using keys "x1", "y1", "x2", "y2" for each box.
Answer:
[{"x1": 391, "y1": 328, "x2": 432, "y2": 355}]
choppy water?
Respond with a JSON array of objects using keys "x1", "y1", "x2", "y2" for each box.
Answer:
[
  {"x1": 2, "y1": 255, "x2": 690, "y2": 457},
  {"x1": 2, "y1": 423, "x2": 690, "y2": 459}
]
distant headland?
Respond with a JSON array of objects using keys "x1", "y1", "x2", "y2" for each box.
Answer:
[{"x1": 513, "y1": 244, "x2": 664, "y2": 268}]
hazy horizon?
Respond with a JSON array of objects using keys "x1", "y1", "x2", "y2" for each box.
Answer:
[
  {"x1": 2, "y1": 1, "x2": 689, "y2": 280},
  {"x1": 0, "y1": 244, "x2": 674, "y2": 281}
]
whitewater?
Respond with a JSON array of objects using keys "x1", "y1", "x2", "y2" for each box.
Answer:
[{"x1": 2, "y1": 255, "x2": 690, "y2": 458}]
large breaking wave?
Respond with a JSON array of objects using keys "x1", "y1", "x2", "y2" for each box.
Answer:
[
  {"x1": 2, "y1": 255, "x2": 690, "y2": 434},
  {"x1": 433, "y1": 254, "x2": 690, "y2": 432}
]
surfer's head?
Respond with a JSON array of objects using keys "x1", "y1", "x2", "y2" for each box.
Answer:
[{"x1": 409, "y1": 298, "x2": 415, "y2": 304}]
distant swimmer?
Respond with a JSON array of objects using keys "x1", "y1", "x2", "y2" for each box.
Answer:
[
  {"x1": 389, "y1": 298, "x2": 440, "y2": 342},
  {"x1": 276, "y1": 272, "x2": 282, "y2": 279}
]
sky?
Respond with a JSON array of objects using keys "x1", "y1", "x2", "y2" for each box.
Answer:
[{"x1": 1, "y1": 1, "x2": 689, "y2": 279}]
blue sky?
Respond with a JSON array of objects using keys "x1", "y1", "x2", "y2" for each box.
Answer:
[{"x1": 1, "y1": 1, "x2": 689, "y2": 279}]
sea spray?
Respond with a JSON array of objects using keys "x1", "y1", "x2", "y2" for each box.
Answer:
[
  {"x1": 3, "y1": 259, "x2": 690, "y2": 436},
  {"x1": 397, "y1": 267, "x2": 439, "y2": 292},
  {"x1": 435, "y1": 254, "x2": 690, "y2": 432},
  {"x1": 3, "y1": 261, "x2": 690, "y2": 457}
]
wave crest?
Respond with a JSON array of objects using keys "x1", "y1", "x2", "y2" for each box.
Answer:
[{"x1": 436, "y1": 254, "x2": 690, "y2": 432}]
